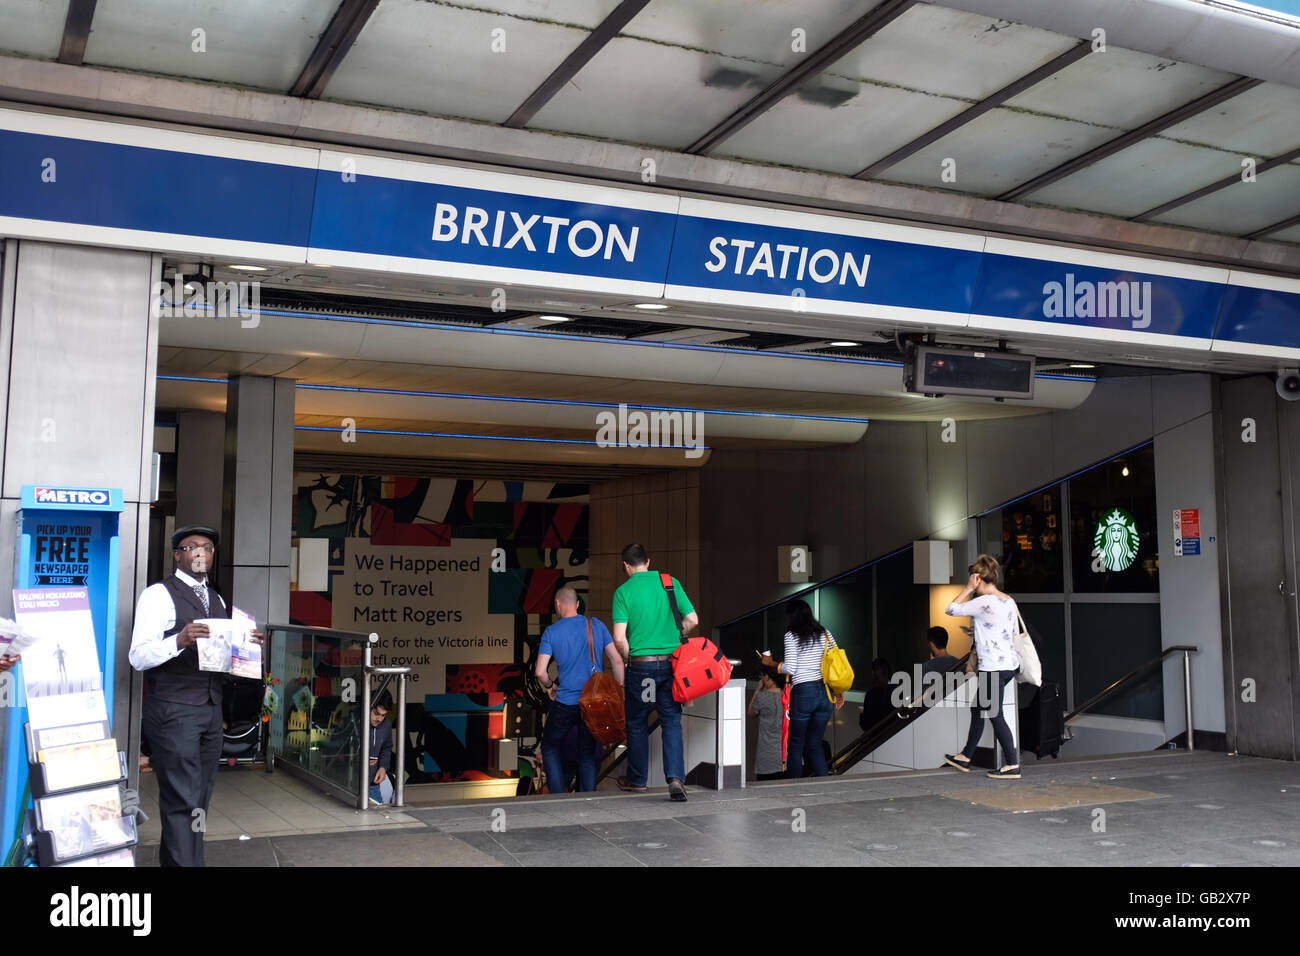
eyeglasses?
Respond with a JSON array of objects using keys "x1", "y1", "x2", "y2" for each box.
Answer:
[{"x1": 177, "y1": 543, "x2": 215, "y2": 553}]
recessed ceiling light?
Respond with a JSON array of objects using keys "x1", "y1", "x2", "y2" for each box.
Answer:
[
  {"x1": 634, "y1": 303, "x2": 670, "y2": 310},
  {"x1": 228, "y1": 264, "x2": 268, "y2": 272},
  {"x1": 1069, "y1": 363, "x2": 1096, "y2": 369},
  {"x1": 537, "y1": 315, "x2": 571, "y2": 322},
  {"x1": 829, "y1": 341, "x2": 859, "y2": 347},
  {"x1": 306, "y1": 263, "x2": 332, "y2": 269}
]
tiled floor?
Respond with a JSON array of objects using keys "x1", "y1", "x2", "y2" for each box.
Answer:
[
  {"x1": 134, "y1": 750, "x2": 1300, "y2": 867},
  {"x1": 136, "y1": 762, "x2": 424, "y2": 848}
]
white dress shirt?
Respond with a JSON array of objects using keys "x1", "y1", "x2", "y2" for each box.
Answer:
[{"x1": 128, "y1": 570, "x2": 224, "y2": 671}]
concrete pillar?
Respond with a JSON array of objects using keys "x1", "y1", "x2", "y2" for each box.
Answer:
[
  {"x1": 0, "y1": 239, "x2": 160, "y2": 781},
  {"x1": 220, "y1": 375, "x2": 294, "y2": 626},
  {"x1": 175, "y1": 409, "x2": 226, "y2": 532}
]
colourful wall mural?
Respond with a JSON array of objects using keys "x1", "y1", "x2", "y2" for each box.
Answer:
[{"x1": 289, "y1": 474, "x2": 589, "y2": 786}]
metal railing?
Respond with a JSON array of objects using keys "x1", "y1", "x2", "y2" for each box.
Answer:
[
  {"x1": 830, "y1": 653, "x2": 972, "y2": 775},
  {"x1": 361, "y1": 633, "x2": 410, "y2": 810},
  {"x1": 1064, "y1": 644, "x2": 1198, "y2": 750}
]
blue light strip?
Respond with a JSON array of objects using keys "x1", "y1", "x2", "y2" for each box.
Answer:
[
  {"x1": 168, "y1": 303, "x2": 1094, "y2": 381},
  {"x1": 157, "y1": 376, "x2": 871, "y2": 423},
  {"x1": 295, "y1": 424, "x2": 710, "y2": 450},
  {"x1": 975, "y1": 440, "x2": 1154, "y2": 517},
  {"x1": 293, "y1": 382, "x2": 871, "y2": 423}
]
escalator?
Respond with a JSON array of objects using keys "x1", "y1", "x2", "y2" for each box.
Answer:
[
  {"x1": 830, "y1": 653, "x2": 971, "y2": 775},
  {"x1": 594, "y1": 714, "x2": 658, "y2": 785}
]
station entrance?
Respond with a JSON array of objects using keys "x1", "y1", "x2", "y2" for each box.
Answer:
[{"x1": 134, "y1": 248, "x2": 1284, "y2": 809}]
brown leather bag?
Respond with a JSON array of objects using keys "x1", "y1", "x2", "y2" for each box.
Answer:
[{"x1": 578, "y1": 617, "x2": 625, "y2": 745}]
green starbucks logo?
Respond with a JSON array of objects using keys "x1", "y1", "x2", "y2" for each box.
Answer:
[{"x1": 1094, "y1": 507, "x2": 1139, "y2": 572}]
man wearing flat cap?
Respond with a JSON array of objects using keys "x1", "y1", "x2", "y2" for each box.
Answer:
[{"x1": 129, "y1": 525, "x2": 258, "y2": 866}]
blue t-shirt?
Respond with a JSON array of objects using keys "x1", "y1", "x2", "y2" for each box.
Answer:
[{"x1": 539, "y1": 615, "x2": 613, "y2": 706}]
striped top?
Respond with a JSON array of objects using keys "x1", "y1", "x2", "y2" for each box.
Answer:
[{"x1": 780, "y1": 629, "x2": 837, "y2": 686}]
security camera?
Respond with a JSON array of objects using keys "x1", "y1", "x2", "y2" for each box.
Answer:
[{"x1": 1278, "y1": 369, "x2": 1300, "y2": 402}]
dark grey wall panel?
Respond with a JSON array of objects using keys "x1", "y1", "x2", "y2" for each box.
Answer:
[
  {"x1": 864, "y1": 421, "x2": 930, "y2": 556},
  {"x1": 966, "y1": 412, "x2": 1055, "y2": 518},
  {"x1": 1279, "y1": 397, "x2": 1300, "y2": 761},
  {"x1": 1219, "y1": 376, "x2": 1295, "y2": 759},
  {"x1": 1051, "y1": 376, "x2": 1153, "y2": 479}
]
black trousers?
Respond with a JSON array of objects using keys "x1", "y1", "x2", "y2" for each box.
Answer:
[{"x1": 142, "y1": 695, "x2": 223, "y2": 867}]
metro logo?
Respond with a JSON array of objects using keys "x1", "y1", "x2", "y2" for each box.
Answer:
[{"x1": 34, "y1": 487, "x2": 110, "y2": 505}]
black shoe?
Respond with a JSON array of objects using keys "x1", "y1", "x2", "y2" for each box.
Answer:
[
  {"x1": 987, "y1": 766, "x2": 1021, "y2": 779},
  {"x1": 943, "y1": 754, "x2": 972, "y2": 773},
  {"x1": 668, "y1": 778, "x2": 688, "y2": 802}
]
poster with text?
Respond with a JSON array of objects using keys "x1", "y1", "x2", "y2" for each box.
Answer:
[
  {"x1": 13, "y1": 588, "x2": 107, "y2": 730},
  {"x1": 332, "y1": 539, "x2": 512, "y2": 692}
]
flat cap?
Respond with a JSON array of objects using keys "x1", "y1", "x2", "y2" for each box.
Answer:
[{"x1": 171, "y1": 525, "x2": 219, "y2": 549}]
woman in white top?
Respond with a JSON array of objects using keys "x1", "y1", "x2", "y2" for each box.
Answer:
[
  {"x1": 760, "y1": 599, "x2": 843, "y2": 778},
  {"x1": 943, "y1": 554, "x2": 1022, "y2": 779}
]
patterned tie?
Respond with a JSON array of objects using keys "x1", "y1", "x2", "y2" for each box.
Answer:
[{"x1": 193, "y1": 583, "x2": 210, "y2": 615}]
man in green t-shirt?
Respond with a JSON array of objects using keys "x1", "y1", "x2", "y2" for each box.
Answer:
[{"x1": 611, "y1": 543, "x2": 698, "y2": 801}]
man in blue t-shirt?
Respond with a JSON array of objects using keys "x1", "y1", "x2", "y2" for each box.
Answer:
[{"x1": 535, "y1": 587, "x2": 624, "y2": 792}]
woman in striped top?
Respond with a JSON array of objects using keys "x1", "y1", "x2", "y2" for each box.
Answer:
[{"x1": 761, "y1": 599, "x2": 842, "y2": 778}]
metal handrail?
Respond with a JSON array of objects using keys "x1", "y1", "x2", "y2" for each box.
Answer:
[
  {"x1": 1064, "y1": 644, "x2": 1198, "y2": 730},
  {"x1": 594, "y1": 715, "x2": 658, "y2": 784},
  {"x1": 361, "y1": 634, "x2": 411, "y2": 809},
  {"x1": 830, "y1": 653, "x2": 971, "y2": 775}
]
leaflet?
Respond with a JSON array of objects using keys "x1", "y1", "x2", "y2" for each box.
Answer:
[
  {"x1": 11, "y1": 588, "x2": 108, "y2": 730},
  {"x1": 38, "y1": 737, "x2": 122, "y2": 792},
  {"x1": 36, "y1": 785, "x2": 135, "y2": 861}
]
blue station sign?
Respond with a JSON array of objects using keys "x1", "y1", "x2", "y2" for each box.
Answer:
[{"x1": 2, "y1": 107, "x2": 1299, "y2": 359}]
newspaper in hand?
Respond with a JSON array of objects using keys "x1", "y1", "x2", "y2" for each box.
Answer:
[
  {"x1": 195, "y1": 620, "x2": 232, "y2": 673},
  {"x1": 0, "y1": 616, "x2": 39, "y2": 658},
  {"x1": 229, "y1": 608, "x2": 262, "y2": 679},
  {"x1": 195, "y1": 609, "x2": 261, "y2": 677}
]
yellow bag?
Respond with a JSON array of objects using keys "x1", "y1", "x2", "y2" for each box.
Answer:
[{"x1": 820, "y1": 632, "x2": 854, "y2": 700}]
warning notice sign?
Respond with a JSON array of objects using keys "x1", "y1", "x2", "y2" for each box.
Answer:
[{"x1": 1173, "y1": 509, "x2": 1201, "y2": 558}]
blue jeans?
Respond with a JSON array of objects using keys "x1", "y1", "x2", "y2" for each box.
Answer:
[
  {"x1": 541, "y1": 700, "x2": 598, "y2": 792},
  {"x1": 962, "y1": 670, "x2": 1018, "y2": 765},
  {"x1": 786, "y1": 680, "x2": 834, "y2": 778},
  {"x1": 624, "y1": 660, "x2": 685, "y2": 786}
]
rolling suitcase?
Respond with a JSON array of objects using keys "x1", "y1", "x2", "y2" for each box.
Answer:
[{"x1": 1027, "y1": 679, "x2": 1064, "y2": 759}]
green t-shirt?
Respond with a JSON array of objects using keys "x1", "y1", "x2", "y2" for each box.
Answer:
[{"x1": 612, "y1": 570, "x2": 696, "y2": 656}]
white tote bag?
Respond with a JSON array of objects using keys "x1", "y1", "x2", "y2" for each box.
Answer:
[{"x1": 1013, "y1": 610, "x2": 1042, "y2": 686}]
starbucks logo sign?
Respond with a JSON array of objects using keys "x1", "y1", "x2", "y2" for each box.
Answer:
[{"x1": 1094, "y1": 507, "x2": 1140, "y2": 572}]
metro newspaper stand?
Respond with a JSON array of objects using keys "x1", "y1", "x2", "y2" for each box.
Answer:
[{"x1": 1, "y1": 485, "x2": 136, "y2": 866}]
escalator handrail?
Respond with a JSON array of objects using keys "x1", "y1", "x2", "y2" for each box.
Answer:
[
  {"x1": 1064, "y1": 644, "x2": 1198, "y2": 724},
  {"x1": 595, "y1": 714, "x2": 660, "y2": 783},
  {"x1": 830, "y1": 652, "x2": 972, "y2": 774}
]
